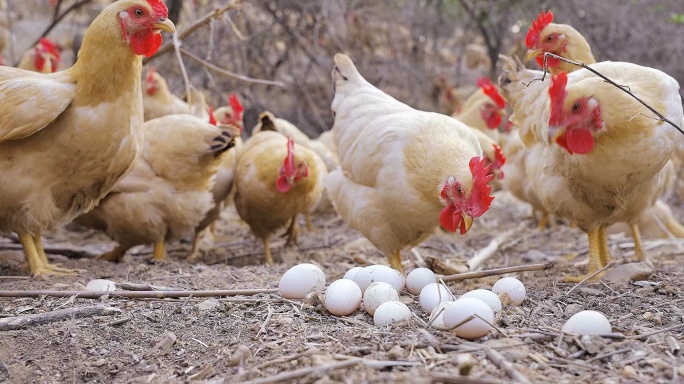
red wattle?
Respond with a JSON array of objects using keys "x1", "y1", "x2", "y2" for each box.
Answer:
[
  {"x1": 130, "y1": 31, "x2": 163, "y2": 58},
  {"x1": 566, "y1": 129, "x2": 594, "y2": 154},
  {"x1": 486, "y1": 112, "x2": 502, "y2": 129},
  {"x1": 275, "y1": 175, "x2": 291, "y2": 193},
  {"x1": 439, "y1": 204, "x2": 459, "y2": 232}
]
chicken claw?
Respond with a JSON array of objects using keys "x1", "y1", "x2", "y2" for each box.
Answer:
[
  {"x1": 97, "y1": 245, "x2": 128, "y2": 263},
  {"x1": 152, "y1": 241, "x2": 167, "y2": 262}
]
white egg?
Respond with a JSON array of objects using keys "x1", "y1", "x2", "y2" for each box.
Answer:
[
  {"x1": 419, "y1": 282, "x2": 454, "y2": 313},
  {"x1": 343, "y1": 266, "x2": 363, "y2": 281},
  {"x1": 428, "y1": 301, "x2": 457, "y2": 330},
  {"x1": 86, "y1": 279, "x2": 116, "y2": 292},
  {"x1": 460, "y1": 289, "x2": 503, "y2": 312},
  {"x1": 325, "y1": 279, "x2": 362, "y2": 316},
  {"x1": 353, "y1": 265, "x2": 404, "y2": 292},
  {"x1": 363, "y1": 282, "x2": 400, "y2": 316},
  {"x1": 405, "y1": 267, "x2": 437, "y2": 295},
  {"x1": 443, "y1": 297, "x2": 494, "y2": 339},
  {"x1": 278, "y1": 263, "x2": 326, "y2": 299},
  {"x1": 373, "y1": 301, "x2": 411, "y2": 326},
  {"x1": 562, "y1": 310, "x2": 612, "y2": 335},
  {"x1": 491, "y1": 277, "x2": 526, "y2": 305}
]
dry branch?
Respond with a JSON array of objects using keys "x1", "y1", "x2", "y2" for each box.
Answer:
[
  {"x1": 180, "y1": 48, "x2": 287, "y2": 88},
  {"x1": 143, "y1": 2, "x2": 242, "y2": 65},
  {"x1": 483, "y1": 346, "x2": 531, "y2": 384},
  {"x1": 565, "y1": 262, "x2": 614, "y2": 295},
  {"x1": 0, "y1": 288, "x2": 277, "y2": 299},
  {"x1": 431, "y1": 374, "x2": 507, "y2": 384},
  {"x1": 541, "y1": 52, "x2": 684, "y2": 136},
  {"x1": 440, "y1": 262, "x2": 554, "y2": 283},
  {"x1": 27, "y1": 0, "x2": 93, "y2": 57},
  {"x1": 0, "y1": 304, "x2": 120, "y2": 331},
  {"x1": 467, "y1": 222, "x2": 530, "y2": 270}
]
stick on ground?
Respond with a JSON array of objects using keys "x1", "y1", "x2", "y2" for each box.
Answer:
[
  {"x1": 0, "y1": 288, "x2": 278, "y2": 299},
  {"x1": 483, "y1": 346, "x2": 531, "y2": 384},
  {"x1": 440, "y1": 262, "x2": 553, "y2": 283},
  {"x1": 0, "y1": 305, "x2": 120, "y2": 331}
]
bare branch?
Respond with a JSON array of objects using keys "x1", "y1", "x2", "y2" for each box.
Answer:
[
  {"x1": 180, "y1": 48, "x2": 287, "y2": 88},
  {"x1": 27, "y1": 0, "x2": 93, "y2": 56},
  {"x1": 0, "y1": 288, "x2": 278, "y2": 299},
  {"x1": 440, "y1": 262, "x2": 554, "y2": 283}
]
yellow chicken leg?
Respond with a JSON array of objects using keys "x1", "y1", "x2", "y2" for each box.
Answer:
[
  {"x1": 263, "y1": 237, "x2": 273, "y2": 265},
  {"x1": 628, "y1": 223, "x2": 646, "y2": 262},
  {"x1": 565, "y1": 228, "x2": 604, "y2": 282},
  {"x1": 388, "y1": 251, "x2": 403, "y2": 271},
  {"x1": 538, "y1": 212, "x2": 549, "y2": 231},
  {"x1": 98, "y1": 245, "x2": 129, "y2": 263},
  {"x1": 305, "y1": 213, "x2": 314, "y2": 231},
  {"x1": 285, "y1": 217, "x2": 300, "y2": 246},
  {"x1": 33, "y1": 233, "x2": 81, "y2": 274},
  {"x1": 18, "y1": 233, "x2": 74, "y2": 277},
  {"x1": 152, "y1": 241, "x2": 167, "y2": 261},
  {"x1": 597, "y1": 226, "x2": 612, "y2": 267}
]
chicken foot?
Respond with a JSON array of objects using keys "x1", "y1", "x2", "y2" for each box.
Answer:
[
  {"x1": 305, "y1": 213, "x2": 314, "y2": 231},
  {"x1": 263, "y1": 237, "x2": 273, "y2": 265},
  {"x1": 537, "y1": 212, "x2": 549, "y2": 231},
  {"x1": 388, "y1": 251, "x2": 403, "y2": 271},
  {"x1": 628, "y1": 223, "x2": 647, "y2": 262},
  {"x1": 33, "y1": 233, "x2": 83, "y2": 274},
  {"x1": 564, "y1": 226, "x2": 611, "y2": 282},
  {"x1": 18, "y1": 233, "x2": 76, "y2": 277},
  {"x1": 97, "y1": 245, "x2": 129, "y2": 263},
  {"x1": 152, "y1": 241, "x2": 167, "y2": 261}
]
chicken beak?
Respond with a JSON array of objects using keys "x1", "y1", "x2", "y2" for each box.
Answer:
[
  {"x1": 461, "y1": 213, "x2": 473, "y2": 234},
  {"x1": 525, "y1": 49, "x2": 542, "y2": 63},
  {"x1": 153, "y1": 18, "x2": 176, "y2": 34}
]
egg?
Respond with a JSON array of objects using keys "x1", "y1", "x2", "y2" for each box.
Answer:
[
  {"x1": 405, "y1": 267, "x2": 437, "y2": 295},
  {"x1": 343, "y1": 266, "x2": 363, "y2": 281},
  {"x1": 325, "y1": 279, "x2": 362, "y2": 316},
  {"x1": 278, "y1": 263, "x2": 326, "y2": 299},
  {"x1": 353, "y1": 265, "x2": 404, "y2": 292},
  {"x1": 86, "y1": 279, "x2": 116, "y2": 292},
  {"x1": 419, "y1": 282, "x2": 454, "y2": 313},
  {"x1": 373, "y1": 301, "x2": 411, "y2": 326},
  {"x1": 427, "y1": 301, "x2": 456, "y2": 330},
  {"x1": 460, "y1": 289, "x2": 502, "y2": 312},
  {"x1": 491, "y1": 277, "x2": 526, "y2": 305},
  {"x1": 443, "y1": 297, "x2": 494, "y2": 339},
  {"x1": 363, "y1": 282, "x2": 400, "y2": 316},
  {"x1": 562, "y1": 310, "x2": 612, "y2": 335}
]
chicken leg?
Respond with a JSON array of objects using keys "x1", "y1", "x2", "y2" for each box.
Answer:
[
  {"x1": 33, "y1": 233, "x2": 80, "y2": 274},
  {"x1": 388, "y1": 251, "x2": 402, "y2": 271},
  {"x1": 598, "y1": 226, "x2": 612, "y2": 267},
  {"x1": 565, "y1": 227, "x2": 604, "y2": 282},
  {"x1": 152, "y1": 241, "x2": 167, "y2": 261},
  {"x1": 538, "y1": 212, "x2": 549, "y2": 231},
  {"x1": 628, "y1": 223, "x2": 646, "y2": 262},
  {"x1": 98, "y1": 245, "x2": 129, "y2": 262},
  {"x1": 263, "y1": 238, "x2": 273, "y2": 265},
  {"x1": 18, "y1": 233, "x2": 73, "y2": 277},
  {"x1": 305, "y1": 213, "x2": 314, "y2": 231},
  {"x1": 284, "y1": 217, "x2": 300, "y2": 246}
]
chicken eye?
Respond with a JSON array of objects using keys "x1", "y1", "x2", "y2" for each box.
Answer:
[
  {"x1": 134, "y1": 8, "x2": 144, "y2": 17},
  {"x1": 546, "y1": 35, "x2": 554, "y2": 42},
  {"x1": 456, "y1": 186, "x2": 463, "y2": 195},
  {"x1": 572, "y1": 101, "x2": 582, "y2": 113}
]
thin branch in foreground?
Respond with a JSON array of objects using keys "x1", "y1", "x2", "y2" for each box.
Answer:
[
  {"x1": 0, "y1": 305, "x2": 120, "y2": 331},
  {"x1": 172, "y1": 32, "x2": 192, "y2": 104},
  {"x1": 27, "y1": 0, "x2": 93, "y2": 56},
  {"x1": 0, "y1": 288, "x2": 278, "y2": 299},
  {"x1": 467, "y1": 221, "x2": 531, "y2": 271},
  {"x1": 431, "y1": 373, "x2": 507, "y2": 384},
  {"x1": 143, "y1": 1, "x2": 242, "y2": 65},
  {"x1": 565, "y1": 261, "x2": 614, "y2": 296},
  {"x1": 180, "y1": 48, "x2": 287, "y2": 88},
  {"x1": 483, "y1": 346, "x2": 531, "y2": 384},
  {"x1": 541, "y1": 52, "x2": 684, "y2": 136},
  {"x1": 440, "y1": 262, "x2": 554, "y2": 283}
]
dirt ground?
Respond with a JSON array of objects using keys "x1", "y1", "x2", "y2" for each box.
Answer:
[{"x1": 1, "y1": 191, "x2": 684, "y2": 384}]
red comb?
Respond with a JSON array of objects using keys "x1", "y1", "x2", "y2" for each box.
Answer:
[
  {"x1": 468, "y1": 156, "x2": 495, "y2": 218},
  {"x1": 147, "y1": 0, "x2": 169, "y2": 17},
  {"x1": 228, "y1": 93, "x2": 244, "y2": 114},
  {"x1": 525, "y1": 10, "x2": 554, "y2": 49},
  {"x1": 492, "y1": 144, "x2": 506, "y2": 170},
  {"x1": 146, "y1": 67, "x2": 156, "y2": 83},
  {"x1": 39, "y1": 38, "x2": 60, "y2": 61},
  {"x1": 284, "y1": 137, "x2": 296, "y2": 176},
  {"x1": 477, "y1": 78, "x2": 506, "y2": 109},
  {"x1": 549, "y1": 72, "x2": 568, "y2": 126},
  {"x1": 208, "y1": 105, "x2": 217, "y2": 126}
]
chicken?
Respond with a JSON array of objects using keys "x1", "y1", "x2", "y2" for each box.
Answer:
[
  {"x1": 252, "y1": 111, "x2": 339, "y2": 222},
  {"x1": 452, "y1": 78, "x2": 507, "y2": 140},
  {"x1": 432, "y1": 75, "x2": 472, "y2": 116},
  {"x1": 469, "y1": 127, "x2": 506, "y2": 190},
  {"x1": 0, "y1": 0, "x2": 174, "y2": 277},
  {"x1": 328, "y1": 53, "x2": 495, "y2": 270},
  {"x1": 608, "y1": 199, "x2": 684, "y2": 239},
  {"x1": 142, "y1": 67, "x2": 190, "y2": 120},
  {"x1": 524, "y1": 10, "x2": 596, "y2": 74},
  {"x1": 187, "y1": 94, "x2": 245, "y2": 261},
  {"x1": 17, "y1": 38, "x2": 62, "y2": 73},
  {"x1": 500, "y1": 56, "x2": 682, "y2": 281},
  {"x1": 77, "y1": 114, "x2": 234, "y2": 262},
  {"x1": 233, "y1": 131, "x2": 326, "y2": 265},
  {"x1": 316, "y1": 129, "x2": 337, "y2": 157}
]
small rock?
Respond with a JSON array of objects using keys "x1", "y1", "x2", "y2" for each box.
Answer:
[
  {"x1": 152, "y1": 331, "x2": 176, "y2": 353},
  {"x1": 229, "y1": 344, "x2": 252, "y2": 367},
  {"x1": 93, "y1": 358, "x2": 107, "y2": 367},
  {"x1": 275, "y1": 317, "x2": 294, "y2": 326},
  {"x1": 86, "y1": 279, "x2": 116, "y2": 292},
  {"x1": 564, "y1": 304, "x2": 584, "y2": 318},
  {"x1": 454, "y1": 353, "x2": 475, "y2": 376},
  {"x1": 197, "y1": 298, "x2": 220, "y2": 311},
  {"x1": 579, "y1": 335, "x2": 606, "y2": 355},
  {"x1": 622, "y1": 365, "x2": 638, "y2": 379},
  {"x1": 604, "y1": 261, "x2": 653, "y2": 286},
  {"x1": 386, "y1": 345, "x2": 404, "y2": 360}
]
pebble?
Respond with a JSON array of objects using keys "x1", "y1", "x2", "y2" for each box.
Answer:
[{"x1": 604, "y1": 261, "x2": 654, "y2": 286}]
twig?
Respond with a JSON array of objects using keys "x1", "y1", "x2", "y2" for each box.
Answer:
[
  {"x1": 27, "y1": 0, "x2": 93, "y2": 57},
  {"x1": 440, "y1": 262, "x2": 553, "y2": 282},
  {"x1": 256, "y1": 305, "x2": 273, "y2": 338},
  {"x1": 482, "y1": 346, "x2": 531, "y2": 384},
  {"x1": 180, "y1": 48, "x2": 287, "y2": 88},
  {"x1": 542, "y1": 52, "x2": 684, "y2": 136},
  {"x1": 143, "y1": 2, "x2": 242, "y2": 64},
  {"x1": 0, "y1": 305, "x2": 120, "y2": 331},
  {"x1": 626, "y1": 323, "x2": 684, "y2": 340},
  {"x1": 0, "y1": 288, "x2": 277, "y2": 299},
  {"x1": 430, "y1": 374, "x2": 507, "y2": 384},
  {"x1": 0, "y1": 276, "x2": 30, "y2": 280},
  {"x1": 467, "y1": 222, "x2": 529, "y2": 270},
  {"x1": 241, "y1": 359, "x2": 360, "y2": 384},
  {"x1": 172, "y1": 32, "x2": 192, "y2": 104},
  {"x1": 566, "y1": 262, "x2": 614, "y2": 296}
]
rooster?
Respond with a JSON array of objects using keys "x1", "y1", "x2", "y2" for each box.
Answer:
[
  {"x1": 233, "y1": 132, "x2": 326, "y2": 265},
  {"x1": 500, "y1": 56, "x2": 682, "y2": 281},
  {"x1": 328, "y1": 54, "x2": 494, "y2": 271},
  {"x1": 143, "y1": 67, "x2": 191, "y2": 120},
  {"x1": 77, "y1": 114, "x2": 234, "y2": 262},
  {"x1": 452, "y1": 78, "x2": 507, "y2": 140},
  {"x1": 17, "y1": 38, "x2": 62, "y2": 73},
  {"x1": 0, "y1": 0, "x2": 174, "y2": 277}
]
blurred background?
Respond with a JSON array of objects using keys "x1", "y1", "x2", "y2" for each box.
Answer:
[{"x1": 1, "y1": 0, "x2": 683, "y2": 136}]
